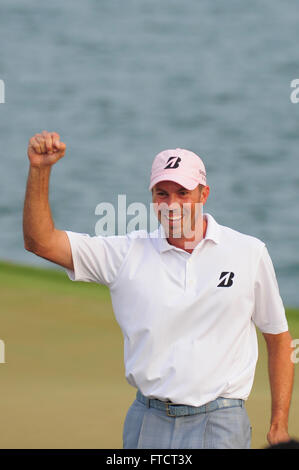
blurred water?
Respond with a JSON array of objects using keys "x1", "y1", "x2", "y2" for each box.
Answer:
[{"x1": 0, "y1": 0, "x2": 298, "y2": 306}]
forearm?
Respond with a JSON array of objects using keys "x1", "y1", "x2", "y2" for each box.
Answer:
[
  {"x1": 267, "y1": 332, "x2": 294, "y2": 428},
  {"x1": 23, "y1": 165, "x2": 55, "y2": 253}
]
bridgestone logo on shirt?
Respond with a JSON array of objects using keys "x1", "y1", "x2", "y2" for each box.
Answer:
[{"x1": 217, "y1": 272, "x2": 235, "y2": 287}]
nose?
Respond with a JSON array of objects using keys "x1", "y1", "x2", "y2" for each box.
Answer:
[{"x1": 165, "y1": 194, "x2": 181, "y2": 213}]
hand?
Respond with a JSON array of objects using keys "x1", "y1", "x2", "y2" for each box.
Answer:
[
  {"x1": 28, "y1": 130, "x2": 66, "y2": 168},
  {"x1": 267, "y1": 424, "x2": 291, "y2": 446}
]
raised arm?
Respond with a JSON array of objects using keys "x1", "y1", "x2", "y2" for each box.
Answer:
[{"x1": 23, "y1": 130, "x2": 73, "y2": 270}]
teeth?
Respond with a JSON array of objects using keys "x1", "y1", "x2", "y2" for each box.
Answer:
[{"x1": 165, "y1": 214, "x2": 182, "y2": 221}]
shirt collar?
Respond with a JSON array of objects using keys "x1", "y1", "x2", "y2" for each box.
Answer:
[{"x1": 156, "y1": 212, "x2": 220, "y2": 253}]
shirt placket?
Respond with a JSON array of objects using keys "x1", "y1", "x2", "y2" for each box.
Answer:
[{"x1": 185, "y1": 255, "x2": 195, "y2": 290}]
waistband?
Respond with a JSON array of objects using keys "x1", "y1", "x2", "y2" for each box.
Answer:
[{"x1": 136, "y1": 390, "x2": 244, "y2": 417}]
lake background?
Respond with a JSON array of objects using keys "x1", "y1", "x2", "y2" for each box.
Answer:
[{"x1": 0, "y1": 0, "x2": 299, "y2": 307}]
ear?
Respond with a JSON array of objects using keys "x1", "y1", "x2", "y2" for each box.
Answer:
[{"x1": 200, "y1": 185, "x2": 210, "y2": 204}]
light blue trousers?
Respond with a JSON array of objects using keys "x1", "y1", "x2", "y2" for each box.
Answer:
[{"x1": 123, "y1": 393, "x2": 252, "y2": 449}]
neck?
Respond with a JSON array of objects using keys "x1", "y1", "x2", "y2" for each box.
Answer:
[{"x1": 166, "y1": 216, "x2": 207, "y2": 253}]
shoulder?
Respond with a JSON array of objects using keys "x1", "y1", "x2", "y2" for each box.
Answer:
[
  {"x1": 218, "y1": 220, "x2": 266, "y2": 254},
  {"x1": 126, "y1": 229, "x2": 151, "y2": 240},
  {"x1": 67, "y1": 229, "x2": 155, "y2": 251}
]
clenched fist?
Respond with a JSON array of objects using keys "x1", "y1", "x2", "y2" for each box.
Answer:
[{"x1": 28, "y1": 130, "x2": 66, "y2": 168}]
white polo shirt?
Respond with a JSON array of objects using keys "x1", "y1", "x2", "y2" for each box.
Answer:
[{"x1": 64, "y1": 212, "x2": 288, "y2": 407}]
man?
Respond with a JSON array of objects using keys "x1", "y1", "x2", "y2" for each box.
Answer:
[{"x1": 23, "y1": 130, "x2": 294, "y2": 449}]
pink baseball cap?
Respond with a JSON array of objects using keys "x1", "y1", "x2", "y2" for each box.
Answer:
[{"x1": 149, "y1": 148, "x2": 207, "y2": 191}]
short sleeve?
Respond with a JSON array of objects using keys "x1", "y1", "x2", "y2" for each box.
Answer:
[
  {"x1": 252, "y1": 245, "x2": 288, "y2": 334},
  {"x1": 64, "y1": 230, "x2": 131, "y2": 286}
]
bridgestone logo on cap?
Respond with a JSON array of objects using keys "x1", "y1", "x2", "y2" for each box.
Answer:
[{"x1": 164, "y1": 156, "x2": 182, "y2": 169}]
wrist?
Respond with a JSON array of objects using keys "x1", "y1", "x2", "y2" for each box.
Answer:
[
  {"x1": 29, "y1": 163, "x2": 52, "y2": 172},
  {"x1": 270, "y1": 420, "x2": 288, "y2": 431}
]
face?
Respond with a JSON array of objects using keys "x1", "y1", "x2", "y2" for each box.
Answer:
[{"x1": 152, "y1": 180, "x2": 209, "y2": 239}]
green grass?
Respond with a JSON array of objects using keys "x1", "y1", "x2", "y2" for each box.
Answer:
[{"x1": 0, "y1": 260, "x2": 298, "y2": 449}]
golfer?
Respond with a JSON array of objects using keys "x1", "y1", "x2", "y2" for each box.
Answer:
[{"x1": 23, "y1": 131, "x2": 294, "y2": 449}]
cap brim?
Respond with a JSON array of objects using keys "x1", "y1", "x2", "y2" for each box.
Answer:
[{"x1": 149, "y1": 174, "x2": 200, "y2": 191}]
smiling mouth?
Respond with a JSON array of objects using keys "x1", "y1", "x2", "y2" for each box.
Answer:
[{"x1": 164, "y1": 213, "x2": 183, "y2": 221}]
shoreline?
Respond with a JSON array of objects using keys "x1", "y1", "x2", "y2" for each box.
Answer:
[{"x1": 1, "y1": 259, "x2": 298, "y2": 314}]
